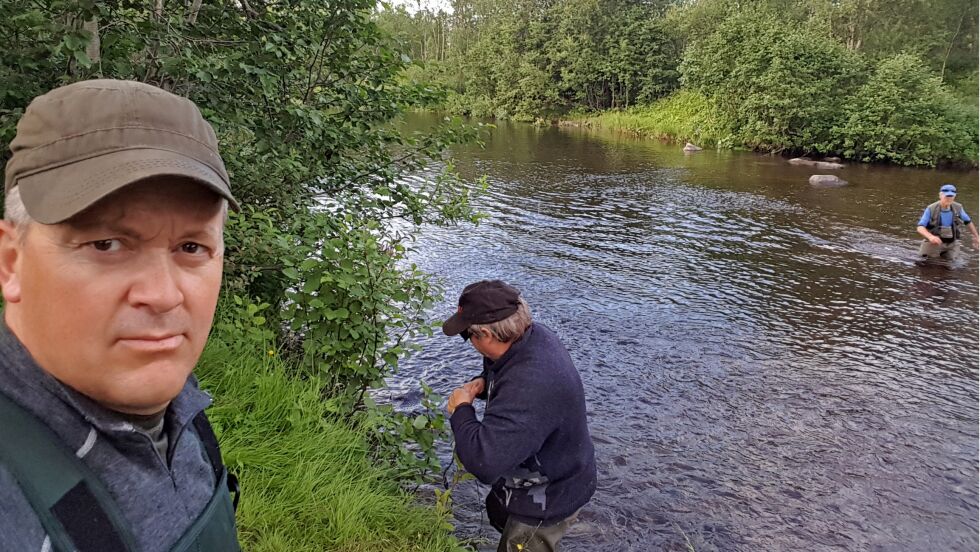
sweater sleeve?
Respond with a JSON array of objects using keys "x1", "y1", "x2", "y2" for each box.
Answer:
[
  {"x1": 917, "y1": 207, "x2": 932, "y2": 227},
  {"x1": 449, "y1": 376, "x2": 560, "y2": 484}
]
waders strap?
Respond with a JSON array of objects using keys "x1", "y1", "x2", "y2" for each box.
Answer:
[
  {"x1": 0, "y1": 391, "x2": 136, "y2": 552},
  {"x1": 167, "y1": 469, "x2": 242, "y2": 552},
  {"x1": 192, "y1": 411, "x2": 240, "y2": 511}
]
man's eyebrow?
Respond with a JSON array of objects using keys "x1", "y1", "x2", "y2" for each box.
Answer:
[
  {"x1": 65, "y1": 220, "x2": 143, "y2": 239},
  {"x1": 65, "y1": 222, "x2": 220, "y2": 241},
  {"x1": 179, "y1": 226, "x2": 221, "y2": 241}
]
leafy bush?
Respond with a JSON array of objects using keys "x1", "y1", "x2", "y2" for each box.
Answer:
[
  {"x1": 199, "y1": 301, "x2": 463, "y2": 552},
  {"x1": 680, "y1": 10, "x2": 865, "y2": 154},
  {"x1": 572, "y1": 90, "x2": 728, "y2": 147},
  {"x1": 837, "y1": 53, "x2": 979, "y2": 166},
  {"x1": 362, "y1": 382, "x2": 449, "y2": 485}
]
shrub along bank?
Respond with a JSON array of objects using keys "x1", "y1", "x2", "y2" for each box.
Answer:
[
  {"x1": 576, "y1": 16, "x2": 979, "y2": 167},
  {"x1": 196, "y1": 305, "x2": 463, "y2": 552},
  {"x1": 566, "y1": 90, "x2": 729, "y2": 148}
]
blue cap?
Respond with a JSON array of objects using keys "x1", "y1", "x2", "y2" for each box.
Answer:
[{"x1": 940, "y1": 184, "x2": 957, "y2": 197}]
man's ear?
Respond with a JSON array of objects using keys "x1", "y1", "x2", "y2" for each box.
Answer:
[{"x1": 0, "y1": 221, "x2": 23, "y2": 303}]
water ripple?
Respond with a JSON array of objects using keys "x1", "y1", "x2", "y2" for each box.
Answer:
[{"x1": 388, "y1": 117, "x2": 979, "y2": 551}]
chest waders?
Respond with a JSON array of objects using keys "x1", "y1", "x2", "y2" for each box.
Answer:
[
  {"x1": 926, "y1": 201, "x2": 965, "y2": 242},
  {"x1": 0, "y1": 391, "x2": 241, "y2": 552}
]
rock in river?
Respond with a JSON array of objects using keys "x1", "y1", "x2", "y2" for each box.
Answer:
[
  {"x1": 809, "y1": 174, "x2": 849, "y2": 187},
  {"x1": 789, "y1": 157, "x2": 844, "y2": 169},
  {"x1": 683, "y1": 142, "x2": 702, "y2": 152}
]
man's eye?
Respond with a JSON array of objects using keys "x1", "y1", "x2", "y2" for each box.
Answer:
[
  {"x1": 181, "y1": 242, "x2": 206, "y2": 254},
  {"x1": 89, "y1": 239, "x2": 121, "y2": 252}
]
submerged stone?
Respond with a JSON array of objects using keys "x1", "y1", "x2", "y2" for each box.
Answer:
[{"x1": 809, "y1": 174, "x2": 849, "y2": 187}]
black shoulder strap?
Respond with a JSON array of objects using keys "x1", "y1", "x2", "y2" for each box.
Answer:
[
  {"x1": 192, "y1": 411, "x2": 223, "y2": 484},
  {"x1": 192, "y1": 411, "x2": 239, "y2": 511},
  {"x1": 0, "y1": 391, "x2": 136, "y2": 552}
]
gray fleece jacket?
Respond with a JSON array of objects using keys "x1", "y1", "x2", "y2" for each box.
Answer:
[{"x1": 0, "y1": 323, "x2": 219, "y2": 552}]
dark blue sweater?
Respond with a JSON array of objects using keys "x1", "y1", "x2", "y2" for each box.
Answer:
[{"x1": 450, "y1": 322, "x2": 597, "y2": 525}]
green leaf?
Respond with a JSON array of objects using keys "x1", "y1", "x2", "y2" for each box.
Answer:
[{"x1": 73, "y1": 50, "x2": 92, "y2": 68}]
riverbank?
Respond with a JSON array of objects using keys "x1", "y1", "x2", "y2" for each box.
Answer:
[
  {"x1": 195, "y1": 309, "x2": 463, "y2": 552},
  {"x1": 560, "y1": 90, "x2": 727, "y2": 149},
  {"x1": 559, "y1": 90, "x2": 979, "y2": 169}
]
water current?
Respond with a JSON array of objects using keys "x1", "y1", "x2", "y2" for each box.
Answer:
[{"x1": 381, "y1": 114, "x2": 979, "y2": 551}]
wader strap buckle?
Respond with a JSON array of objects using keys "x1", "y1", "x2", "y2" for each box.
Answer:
[{"x1": 227, "y1": 471, "x2": 241, "y2": 512}]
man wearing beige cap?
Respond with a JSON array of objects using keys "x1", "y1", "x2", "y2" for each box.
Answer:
[{"x1": 0, "y1": 80, "x2": 241, "y2": 551}]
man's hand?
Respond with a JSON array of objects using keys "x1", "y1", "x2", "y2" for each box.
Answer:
[
  {"x1": 972, "y1": 235, "x2": 979, "y2": 249},
  {"x1": 447, "y1": 385, "x2": 479, "y2": 415},
  {"x1": 928, "y1": 235, "x2": 942, "y2": 245},
  {"x1": 463, "y1": 377, "x2": 485, "y2": 396}
]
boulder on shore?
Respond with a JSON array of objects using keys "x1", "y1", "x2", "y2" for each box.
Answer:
[
  {"x1": 683, "y1": 142, "x2": 702, "y2": 152},
  {"x1": 824, "y1": 156, "x2": 842, "y2": 163},
  {"x1": 809, "y1": 174, "x2": 848, "y2": 187},
  {"x1": 789, "y1": 157, "x2": 844, "y2": 169}
]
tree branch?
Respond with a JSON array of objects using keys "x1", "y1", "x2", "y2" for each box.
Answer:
[
  {"x1": 186, "y1": 0, "x2": 203, "y2": 25},
  {"x1": 940, "y1": 11, "x2": 965, "y2": 82}
]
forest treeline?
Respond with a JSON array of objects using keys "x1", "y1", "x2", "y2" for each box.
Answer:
[{"x1": 378, "y1": 0, "x2": 979, "y2": 166}]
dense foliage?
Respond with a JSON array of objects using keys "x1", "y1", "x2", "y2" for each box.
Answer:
[
  {"x1": 382, "y1": 0, "x2": 979, "y2": 166},
  {"x1": 1, "y1": 1, "x2": 484, "y2": 548},
  {"x1": 680, "y1": 11, "x2": 864, "y2": 154},
  {"x1": 379, "y1": 0, "x2": 681, "y2": 118},
  {"x1": 0, "y1": 0, "x2": 483, "y2": 395},
  {"x1": 838, "y1": 53, "x2": 979, "y2": 166},
  {"x1": 199, "y1": 305, "x2": 463, "y2": 551}
]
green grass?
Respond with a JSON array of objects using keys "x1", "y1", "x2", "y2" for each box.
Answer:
[
  {"x1": 567, "y1": 90, "x2": 729, "y2": 148},
  {"x1": 196, "y1": 335, "x2": 463, "y2": 552}
]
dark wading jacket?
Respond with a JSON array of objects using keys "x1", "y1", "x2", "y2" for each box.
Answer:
[{"x1": 450, "y1": 322, "x2": 597, "y2": 525}]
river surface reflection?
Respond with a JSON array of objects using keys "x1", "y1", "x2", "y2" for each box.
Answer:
[{"x1": 383, "y1": 114, "x2": 979, "y2": 551}]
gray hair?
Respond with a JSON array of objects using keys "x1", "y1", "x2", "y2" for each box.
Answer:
[
  {"x1": 4, "y1": 186, "x2": 30, "y2": 230},
  {"x1": 4, "y1": 187, "x2": 32, "y2": 243},
  {"x1": 468, "y1": 297, "x2": 533, "y2": 342}
]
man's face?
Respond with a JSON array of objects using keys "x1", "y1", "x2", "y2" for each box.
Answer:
[
  {"x1": 940, "y1": 193, "x2": 955, "y2": 207},
  {"x1": 0, "y1": 179, "x2": 225, "y2": 415},
  {"x1": 467, "y1": 328, "x2": 499, "y2": 359}
]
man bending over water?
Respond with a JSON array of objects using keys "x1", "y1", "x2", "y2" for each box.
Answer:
[{"x1": 443, "y1": 280, "x2": 596, "y2": 552}]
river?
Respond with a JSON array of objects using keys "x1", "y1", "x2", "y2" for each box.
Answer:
[{"x1": 382, "y1": 114, "x2": 979, "y2": 551}]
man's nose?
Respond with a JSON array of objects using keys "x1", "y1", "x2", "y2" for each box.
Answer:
[{"x1": 128, "y1": 252, "x2": 184, "y2": 313}]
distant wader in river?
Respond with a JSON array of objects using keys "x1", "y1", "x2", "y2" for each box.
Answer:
[{"x1": 915, "y1": 184, "x2": 979, "y2": 260}]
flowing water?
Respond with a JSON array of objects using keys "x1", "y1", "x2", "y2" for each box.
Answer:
[{"x1": 382, "y1": 114, "x2": 979, "y2": 551}]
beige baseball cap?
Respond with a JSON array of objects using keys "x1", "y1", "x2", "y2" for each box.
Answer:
[{"x1": 4, "y1": 79, "x2": 239, "y2": 224}]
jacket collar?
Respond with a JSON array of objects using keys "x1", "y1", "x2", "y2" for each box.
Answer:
[{"x1": 485, "y1": 322, "x2": 535, "y2": 375}]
